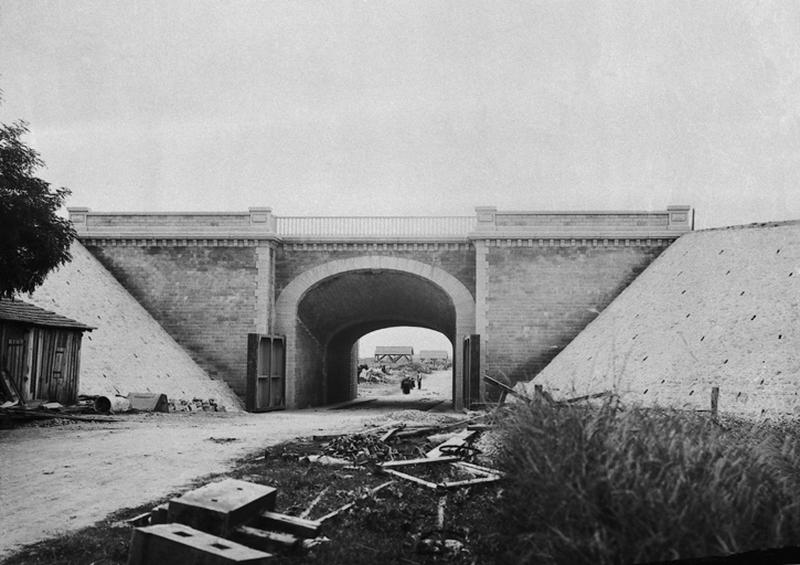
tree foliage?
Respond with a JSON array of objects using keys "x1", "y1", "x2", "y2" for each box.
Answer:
[{"x1": 0, "y1": 120, "x2": 75, "y2": 298}]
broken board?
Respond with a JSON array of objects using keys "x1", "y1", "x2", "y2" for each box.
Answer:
[{"x1": 425, "y1": 429, "x2": 477, "y2": 459}]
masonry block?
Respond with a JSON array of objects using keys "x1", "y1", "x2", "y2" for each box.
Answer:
[
  {"x1": 168, "y1": 479, "x2": 277, "y2": 536},
  {"x1": 128, "y1": 392, "x2": 169, "y2": 412},
  {"x1": 127, "y1": 523, "x2": 272, "y2": 565}
]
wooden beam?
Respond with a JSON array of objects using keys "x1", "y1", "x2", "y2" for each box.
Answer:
[
  {"x1": 232, "y1": 525, "x2": 299, "y2": 551},
  {"x1": 255, "y1": 511, "x2": 321, "y2": 538},
  {"x1": 299, "y1": 486, "x2": 330, "y2": 519},
  {"x1": 426, "y1": 429, "x2": 477, "y2": 459},
  {"x1": 483, "y1": 375, "x2": 531, "y2": 404},
  {"x1": 440, "y1": 475, "x2": 502, "y2": 489},
  {"x1": 380, "y1": 456, "x2": 460, "y2": 468},
  {"x1": 380, "y1": 468, "x2": 439, "y2": 489},
  {"x1": 453, "y1": 461, "x2": 505, "y2": 477}
]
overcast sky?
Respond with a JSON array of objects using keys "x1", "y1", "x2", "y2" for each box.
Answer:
[{"x1": 2, "y1": 0, "x2": 800, "y2": 229}]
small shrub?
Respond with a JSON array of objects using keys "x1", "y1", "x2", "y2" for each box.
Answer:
[{"x1": 496, "y1": 402, "x2": 800, "y2": 564}]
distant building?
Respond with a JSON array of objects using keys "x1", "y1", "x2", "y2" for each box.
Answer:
[
  {"x1": 374, "y1": 346, "x2": 414, "y2": 364},
  {"x1": 0, "y1": 298, "x2": 93, "y2": 405},
  {"x1": 419, "y1": 350, "x2": 449, "y2": 362},
  {"x1": 419, "y1": 350, "x2": 450, "y2": 368}
]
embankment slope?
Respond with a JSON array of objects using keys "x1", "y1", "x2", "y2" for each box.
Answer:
[
  {"x1": 25, "y1": 242, "x2": 242, "y2": 409},
  {"x1": 528, "y1": 221, "x2": 800, "y2": 418}
]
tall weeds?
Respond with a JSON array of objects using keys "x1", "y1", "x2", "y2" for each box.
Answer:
[{"x1": 495, "y1": 402, "x2": 800, "y2": 564}]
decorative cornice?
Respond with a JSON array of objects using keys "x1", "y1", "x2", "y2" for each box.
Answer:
[
  {"x1": 284, "y1": 241, "x2": 471, "y2": 251},
  {"x1": 482, "y1": 238, "x2": 672, "y2": 248},
  {"x1": 85, "y1": 238, "x2": 270, "y2": 247},
  {"x1": 82, "y1": 237, "x2": 674, "y2": 249}
]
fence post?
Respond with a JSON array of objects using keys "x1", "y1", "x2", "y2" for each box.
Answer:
[{"x1": 711, "y1": 386, "x2": 719, "y2": 419}]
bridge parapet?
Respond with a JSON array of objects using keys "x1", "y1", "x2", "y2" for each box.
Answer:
[
  {"x1": 67, "y1": 205, "x2": 693, "y2": 243},
  {"x1": 471, "y1": 205, "x2": 692, "y2": 239},
  {"x1": 67, "y1": 207, "x2": 278, "y2": 241}
]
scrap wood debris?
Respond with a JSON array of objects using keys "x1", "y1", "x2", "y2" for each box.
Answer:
[
  {"x1": 128, "y1": 479, "x2": 333, "y2": 563},
  {"x1": 127, "y1": 477, "x2": 398, "y2": 563},
  {"x1": 125, "y1": 409, "x2": 505, "y2": 563},
  {"x1": 302, "y1": 411, "x2": 504, "y2": 494},
  {"x1": 0, "y1": 405, "x2": 119, "y2": 425},
  {"x1": 321, "y1": 432, "x2": 400, "y2": 463}
]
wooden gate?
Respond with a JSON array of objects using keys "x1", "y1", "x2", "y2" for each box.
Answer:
[
  {"x1": 246, "y1": 334, "x2": 286, "y2": 412},
  {"x1": 462, "y1": 334, "x2": 481, "y2": 409}
]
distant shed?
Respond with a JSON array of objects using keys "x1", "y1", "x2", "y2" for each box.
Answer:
[
  {"x1": 419, "y1": 350, "x2": 451, "y2": 369},
  {"x1": 374, "y1": 346, "x2": 414, "y2": 364},
  {"x1": 419, "y1": 350, "x2": 449, "y2": 362},
  {"x1": 0, "y1": 298, "x2": 94, "y2": 405}
]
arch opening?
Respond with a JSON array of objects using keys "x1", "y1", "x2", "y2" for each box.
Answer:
[
  {"x1": 295, "y1": 269, "x2": 457, "y2": 406},
  {"x1": 275, "y1": 256, "x2": 476, "y2": 409}
]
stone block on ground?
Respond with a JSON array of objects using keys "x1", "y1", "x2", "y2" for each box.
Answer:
[
  {"x1": 127, "y1": 392, "x2": 169, "y2": 412},
  {"x1": 127, "y1": 523, "x2": 272, "y2": 565},
  {"x1": 168, "y1": 479, "x2": 277, "y2": 537}
]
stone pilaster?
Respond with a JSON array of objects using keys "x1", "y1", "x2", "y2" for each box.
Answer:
[
  {"x1": 474, "y1": 239, "x2": 490, "y2": 400},
  {"x1": 255, "y1": 245, "x2": 273, "y2": 334}
]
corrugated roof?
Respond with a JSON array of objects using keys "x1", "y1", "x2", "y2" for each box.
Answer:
[
  {"x1": 0, "y1": 298, "x2": 94, "y2": 331},
  {"x1": 374, "y1": 346, "x2": 414, "y2": 355}
]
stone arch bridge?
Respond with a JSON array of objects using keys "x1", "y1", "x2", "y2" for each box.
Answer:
[{"x1": 68, "y1": 205, "x2": 692, "y2": 409}]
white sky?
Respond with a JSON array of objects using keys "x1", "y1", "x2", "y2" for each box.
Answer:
[
  {"x1": 2, "y1": 1, "x2": 800, "y2": 229},
  {"x1": 359, "y1": 327, "x2": 452, "y2": 360}
]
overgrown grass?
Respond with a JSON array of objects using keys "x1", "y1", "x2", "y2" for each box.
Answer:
[{"x1": 496, "y1": 402, "x2": 800, "y2": 564}]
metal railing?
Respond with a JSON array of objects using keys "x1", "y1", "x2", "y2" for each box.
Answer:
[{"x1": 276, "y1": 215, "x2": 476, "y2": 238}]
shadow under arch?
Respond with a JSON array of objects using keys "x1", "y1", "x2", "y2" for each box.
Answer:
[{"x1": 274, "y1": 256, "x2": 475, "y2": 409}]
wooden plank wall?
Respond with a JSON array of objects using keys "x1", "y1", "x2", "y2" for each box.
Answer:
[
  {"x1": 31, "y1": 327, "x2": 81, "y2": 404},
  {"x1": 1, "y1": 322, "x2": 83, "y2": 404},
  {"x1": 1, "y1": 321, "x2": 30, "y2": 400}
]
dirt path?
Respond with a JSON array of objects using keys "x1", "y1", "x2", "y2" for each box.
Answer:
[
  {"x1": 0, "y1": 392, "x2": 454, "y2": 561},
  {"x1": 359, "y1": 367, "x2": 453, "y2": 400}
]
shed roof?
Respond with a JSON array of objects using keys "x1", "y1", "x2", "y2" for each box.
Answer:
[
  {"x1": 419, "y1": 350, "x2": 449, "y2": 359},
  {"x1": 374, "y1": 346, "x2": 414, "y2": 355},
  {"x1": 0, "y1": 298, "x2": 94, "y2": 331}
]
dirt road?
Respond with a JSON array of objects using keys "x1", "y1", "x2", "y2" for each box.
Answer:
[{"x1": 0, "y1": 371, "x2": 453, "y2": 560}]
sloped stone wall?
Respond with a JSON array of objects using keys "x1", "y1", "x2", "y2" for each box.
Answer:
[
  {"x1": 528, "y1": 222, "x2": 800, "y2": 418},
  {"x1": 26, "y1": 242, "x2": 242, "y2": 410}
]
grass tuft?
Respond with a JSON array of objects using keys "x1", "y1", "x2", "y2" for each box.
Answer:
[{"x1": 495, "y1": 402, "x2": 800, "y2": 564}]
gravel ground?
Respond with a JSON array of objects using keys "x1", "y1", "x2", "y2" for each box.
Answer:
[{"x1": 0, "y1": 371, "x2": 454, "y2": 560}]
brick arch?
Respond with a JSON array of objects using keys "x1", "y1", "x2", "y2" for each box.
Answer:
[{"x1": 274, "y1": 256, "x2": 475, "y2": 408}]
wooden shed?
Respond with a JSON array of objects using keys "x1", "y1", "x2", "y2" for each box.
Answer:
[
  {"x1": 374, "y1": 346, "x2": 414, "y2": 364},
  {"x1": 0, "y1": 298, "x2": 93, "y2": 405},
  {"x1": 419, "y1": 350, "x2": 450, "y2": 369}
]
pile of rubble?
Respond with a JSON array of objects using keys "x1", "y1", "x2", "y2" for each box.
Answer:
[
  {"x1": 357, "y1": 367, "x2": 391, "y2": 384},
  {"x1": 0, "y1": 389, "x2": 233, "y2": 428},
  {"x1": 168, "y1": 397, "x2": 226, "y2": 413}
]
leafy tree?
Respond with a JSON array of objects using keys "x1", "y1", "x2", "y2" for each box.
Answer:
[{"x1": 0, "y1": 119, "x2": 75, "y2": 298}]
